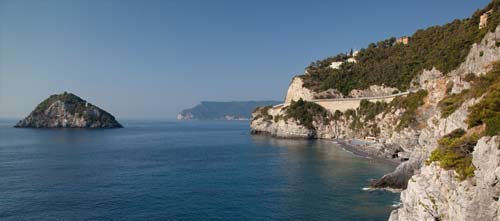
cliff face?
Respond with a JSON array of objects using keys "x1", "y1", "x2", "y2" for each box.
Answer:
[
  {"x1": 251, "y1": 5, "x2": 500, "y2": 220},
  {"x1": 15, "y1": 92, "x2": 122, "y2": 128},
  {"x1": 390, "y1": 136, "x2": 500, "y2": 221},
  {"x1": 387, "y1": 24, "x2": 500, "y2": 221}
]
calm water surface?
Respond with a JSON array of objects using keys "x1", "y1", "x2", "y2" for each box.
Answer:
[{"x1": 0, "y1": 119, "x2": 398, "y2": 220}]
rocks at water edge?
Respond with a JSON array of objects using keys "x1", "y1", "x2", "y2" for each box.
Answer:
[{"x1": 15, "y1": 92, "x2": 122, "y2": 128}]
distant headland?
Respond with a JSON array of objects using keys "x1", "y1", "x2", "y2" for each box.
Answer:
[{"x1": 178, "y1": 101, "x2": 280, "y2": 120}]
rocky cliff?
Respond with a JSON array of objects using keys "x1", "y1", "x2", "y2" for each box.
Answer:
[
  {"x1": 15, "y1": 92, "x2": 122, "y2": 128},
  {"x1": 390, "y1": 136, "x2": 500, "y2": 221},
  {"x1": 251, "y1": 1, "x2": 500, "y2": 220}
]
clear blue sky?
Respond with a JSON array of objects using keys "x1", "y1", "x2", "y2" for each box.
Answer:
[{"x1": 0, "y1": 0, "x2": 491, "y2": 119}]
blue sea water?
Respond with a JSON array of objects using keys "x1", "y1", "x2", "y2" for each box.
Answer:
[{"x1": 0, "y1": 119, "x2": 399, "y2": 220}]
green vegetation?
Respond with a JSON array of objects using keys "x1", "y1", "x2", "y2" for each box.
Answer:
[
  {"x1": 429, "y1": 62, "x2": 500, "y2": 180},
  {"x1": 273, "y1": 114, "x2": 284, "y2": 123},
  {"x1": 445, "y1": 81, "x2": 454, "y2": 94},
  {"x1": 344, "y1": 109, "x2": 363, "y2": 131},
  {"x1": 332, "y1": 110, "x2": 343, "y2": 121},
  {"x1": 33, "y1": 92, "x2": 86, "y2": 115},
  {"x1": 358, "y1": 99, "x2": 388, "y2": 121},
  {"x1": 301, "y1": 1, "x2": 500, "y2": 96},
  {"x1": 428, "y1": 129, "x2": 479, "y2": 180},
  {"x1": 285, "y1": 99, "x2": 330, "y2": 129},
  {"x1": 29, "y1": 92, "x2": 119, "y2": 126},
  {"x1": 255, "y1": 106, "x2": 273, "y2": 121},
  {"x1": 439, "y1": 61, "x2": 500, "y2": 118},
  {"x1": 439, "y1": 92, "x2": 468, "y2": 118},
  {"x1": 464, "y1": 72, "x2": 477, "y2": 82},
  {"x1": 467, "y1": 80, "x2": 500, "y2": 136},
  {"x1": 388, "y1": 90, "x2": 428, "y2": 131}
]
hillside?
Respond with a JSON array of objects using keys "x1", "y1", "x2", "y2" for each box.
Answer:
[
  {"x1": 178, "y1": 101, "x2": 280, "y2": 120},
  {"x1": 251, "y1": 1, "x2": 500, "y2": 220},
  {"x1": 301, "y1": 1, "x2": 500, "y2": 96}
]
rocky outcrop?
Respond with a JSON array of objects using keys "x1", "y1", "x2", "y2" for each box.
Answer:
[
  {"x1": 15, "y1": 92, "x2": 122, "y2": 128},
  {"x1": 375, "y1": 25, "x2": 500, "y2": 190},
  {"x1": 284, "y1": 77, "x2": 317, "y2": 103},
  {"x1": 387, "y1": 25, "x2": 500, "y2": 220},
  {"x1": 389, "y1": 136, "x2": 500, "y2": 221},
  {"x1": 284, "y1": 76, "x2": 397, "y2": 101},
  {"x1": 251, "y1": 5, "x2": 500, "y2": 219},
  {"x1": 250, "y1": 105, "x2": 319, "y2": 138},
  {"x1": 349, "y1": 85, "x2": 399, "y2": 98}
]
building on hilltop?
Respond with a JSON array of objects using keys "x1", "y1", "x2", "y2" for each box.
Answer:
[
  {"x1": 396, "y1": 36, "x2": 409, "y2": 45},
  {"x1": 347, "y1": 50, "x2": 359, "y2": 63},
  {"x1": 329, "y1": 50, "x2": 359, "y2": 69},
  {"x1": 347, "y1": 57, "x2": 357, "y2": 63},
  {"x1": 479, "y1": 9, "x2": 493, "y2": 29},
  {"x1": 329, "y1": 61, "x2": 344, "y2": 69}
]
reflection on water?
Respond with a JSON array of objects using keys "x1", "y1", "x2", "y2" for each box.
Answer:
[
  {"x1": 0, "y1": 120, "x2": 399, "y2": 221},
  {"x1": 251, "y1": 134, "x2": 399, "y2": 219}
]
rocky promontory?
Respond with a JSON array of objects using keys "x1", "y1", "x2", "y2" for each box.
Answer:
[
  {"x1": 251, "y1": 1, "x2": 500, "y2": 220},
  {"x1": 15, "y1": 92, "x2": 122, "y2": 128}
]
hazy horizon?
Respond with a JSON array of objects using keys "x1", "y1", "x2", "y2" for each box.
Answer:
[{"x1": 0, "y1": 0, "x2": 491, "y2": 119}]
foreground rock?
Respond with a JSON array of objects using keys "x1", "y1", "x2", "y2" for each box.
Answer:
[
  {"x1": 15, "y1": 92, "x2": 122, "y2": 128},
  {"x1": 390, "y1": 136, "x2": 500, "y2": 221}
]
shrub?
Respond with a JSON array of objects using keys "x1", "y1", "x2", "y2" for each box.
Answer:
[
  {"x1": 439, "y1": 91, "x2": 468, "y2": 118},
  {"x1": 358, "y1": 100, "x2": 388, "y2": 121},
  {"x1": 428, "y1": 129, "x2": 480, "y2": 180},
  {"x1": 464, "y1": 72, "x2": 477, "y2": 82},
  {"x1": 485, "y1": 116, "x2": 500, "y2": 136},
  {"x1": 33, "y1": 92, "x2": 87, "y2": 115},
  {"x1": 255, "y1": 106, "x2": 273, "y2": 121},
  {"x1": 439, "y1": 61, "x2": 500, "y2": 118},
  {"x1": 467, "y1": 81, "x2": 500, "y2": 136},
  {"x1": 332, "y1": 110, "x2": 343, "y2": 121},
  {"x1": 445, "y1": 81, "x2": 454, "y2": 94},
  {"x1": 285, "y1": 99, "x2": 330, "y2": 129},
  {"x1": 389, "y1": 90, "x2": 428, "y2": 130},
  {"x1": 480, "y1": 51, "x2": 484, "y2": 57},
  {"x1": 344, "y1": 109, "x2": 356, "y2": 118}
]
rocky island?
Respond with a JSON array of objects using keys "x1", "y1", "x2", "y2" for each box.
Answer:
[
  {"x1": 178, "y1": 100, "x2": 280, "y2": 120},
  {"x1": 251, "y1": 1, "x2": 500, "y2": 220},
  {"x1": 15, "y1": 92, "x2": 122, "y2": 128}
]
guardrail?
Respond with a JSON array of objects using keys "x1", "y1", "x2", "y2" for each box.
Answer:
[{"x1": 272, "y1": 90, "x2": 417, "y2": 108}]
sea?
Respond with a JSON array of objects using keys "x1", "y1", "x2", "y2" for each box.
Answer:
[{"x1": 0, "y1": 119, "x2": 399, "y2": 220}]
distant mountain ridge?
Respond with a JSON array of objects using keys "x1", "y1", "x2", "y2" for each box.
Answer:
[{"x1": 178, "y1": 101, "x2": 280, "y2": 120}]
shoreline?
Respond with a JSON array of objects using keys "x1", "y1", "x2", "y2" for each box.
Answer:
[
  {"x1": 250, "y1": 132, "x2": 404, "y2": 167},
  {"x1": 334, "y1": 139, "x2": 402, "y2": 167}
]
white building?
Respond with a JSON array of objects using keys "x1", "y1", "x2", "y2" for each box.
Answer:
[
  {"x1": 329, "y1": 50, "x2": 359, "y2": 69},
  {"x1": 347, "y1": 57, "x2": 357, "y2": 63},
  {"x1": 329, "y1": 61, "x2": 344, "y2": 69}
]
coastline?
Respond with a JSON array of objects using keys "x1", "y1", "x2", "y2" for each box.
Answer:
[{"x1": 334, "y1": 139, "x2": 401, "y2": 167}]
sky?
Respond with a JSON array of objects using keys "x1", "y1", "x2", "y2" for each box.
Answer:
[{"x1": 0, "y1": 0, "x2": 492, "y2": 119}]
